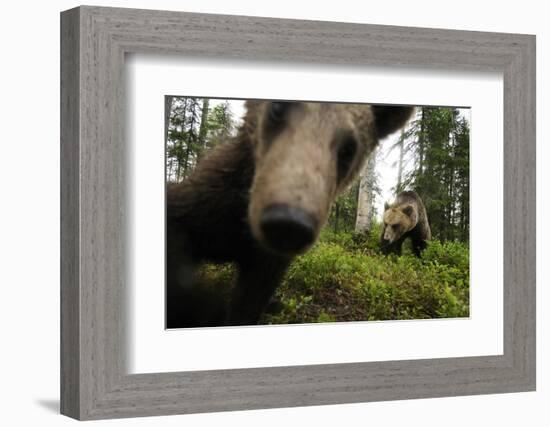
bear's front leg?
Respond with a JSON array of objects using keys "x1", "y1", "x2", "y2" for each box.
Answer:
[
  {"x1": 166, "y1": 222, "x2": 228, "y2": 328},
  {"x1": 412, "y1": 239, "x2": 428, "y2": 258},
  {"x1": 381, "y1": 238, "x2": 404, "y2": 256},
  {"x1": 226, "y1": 255, "x2": 290, "y2": 326}
]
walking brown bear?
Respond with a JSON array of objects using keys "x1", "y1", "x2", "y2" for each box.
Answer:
[
  {"x1": 167, "y1": 101, "x2": 414, "y2": 327},
  {"x1": 380, "y1": 190, "x2": 431, "y2": 257}
]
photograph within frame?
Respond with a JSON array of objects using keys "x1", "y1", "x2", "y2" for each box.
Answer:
[{"x1": 165, "y1": 97, "x2": 471, "y2": 329}]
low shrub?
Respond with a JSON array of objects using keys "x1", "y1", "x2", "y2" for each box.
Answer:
[
  {"x1": 262, "y1": 227, "x2": 469, "y2": 324},
  {"x1": 197, "y1": 226, "x2": 470, "y2": 325}
]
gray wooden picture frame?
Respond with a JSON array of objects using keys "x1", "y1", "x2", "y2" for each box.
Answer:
[{"x1": 60, "y1": 5, "x2": 536, "y2": 421}]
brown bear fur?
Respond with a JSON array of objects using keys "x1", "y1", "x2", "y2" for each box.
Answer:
[
  {"x1": 380, "y1": 190, "x2": 431, "y2": 257},
  {"x1": 167, "y1": 101, "x2": 414, "y2": 327}
]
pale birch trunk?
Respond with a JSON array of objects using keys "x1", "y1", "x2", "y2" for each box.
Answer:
[
  {"x1": 396, "y1": 130, "x2": 405, "y2": 191},
  {"x1": 197, "y1": 98, "x2": 210, "y2": 160},
  {"x1": 355, "y1": 151, "x2": 376, "y2": 233}
]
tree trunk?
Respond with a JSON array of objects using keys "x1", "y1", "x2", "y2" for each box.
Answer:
[
  {"x1": 175, "y1": 98, "x2": 188, "y2": 182},
  {"x1": 164, "y1": 95, "x2": 173, "y2": 146},
  {"x1": 197, "y1": 98, "x2": 210, "y2": 160},
  {"x1": 418, "y1": 107, "x2": 425, "y2": 175},
  {"x1": 183, "y1": 99, "x2": 199, "y2": 178},
  {"x1": 396, "y1": 130, "x2": 405, "y2": 192},
  {"x1": 461, "y1": 190, "x2": 469, "y2": 241},
  {"x1": 333, "y1": 202, "x2": 340, "y2": 233},
  {"x1": 355, "y1": 151, "x2": 376, "y2": 233},
  {"x1": 165, "y1": 96, "x2": 174, "y2": 182}
]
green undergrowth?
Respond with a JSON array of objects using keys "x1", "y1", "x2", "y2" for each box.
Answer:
[{"x1": 197, "y1": 226, "x2": 470, "y2": 325}]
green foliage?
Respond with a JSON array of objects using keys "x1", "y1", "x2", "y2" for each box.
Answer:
[
  {"x1": 199, "y1": 263, "x2": 235, "y2": 287},
  {"x1": 421, "y1": 239, "x2": 469, "y2": 271},
  {"x1": 205, "y1": 102, "x2": 235, "y2": 148},
  {"x1": 194, "y1": 229, "x2": 469, "y2": 326},
  {"x1": 327, "y1": 183, "x2": 360, "y2": 233},
  {"x1": 319, "y1": 221, "x2": 382, "y2": 254},
  {"x1": 166, "y1": 97, "x2": 236, "y2": 182},
  {"x1": 260, "y1": 227, "x2": 469, "y2": 325},
  {"x1": 401, "y1": 107, "x2": 470, "y2": 242}
]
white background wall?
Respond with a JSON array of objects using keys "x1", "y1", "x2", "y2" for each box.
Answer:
[{"x1": 0, "y1": 0, "x2": 546, "y2": 425}]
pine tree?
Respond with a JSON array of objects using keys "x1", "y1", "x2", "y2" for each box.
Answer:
[
  {"x1": 397, "y1": 106, "x2": 470, "y2": 242},
  {"x1": 166, "y1": 98, "x2": 236, "y2": 183}
]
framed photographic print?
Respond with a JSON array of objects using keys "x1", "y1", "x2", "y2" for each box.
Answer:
[{"x1": 61, "y1": 5, "x2": 536, "y2": 420}]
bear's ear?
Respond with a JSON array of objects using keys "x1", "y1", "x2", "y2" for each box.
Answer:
[
  {"x1": 372, "y1": 106, "x2": 415, "y2": 140},
  {"x1": 402, "y1": 205, "x2": 414, "y2": 217},
  {"x1": 384, "y1": 202, "x2": 390, "y2": 211}
]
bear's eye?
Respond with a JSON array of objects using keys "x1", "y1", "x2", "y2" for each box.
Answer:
[
  {"x1": 337, "y1": 136, "x2": 358, "y2": 183},
  {"x1": 392, "y1": 224, "x2": 399, "y2": 231},
  {"x1": 268, "y1": 101, "x2": 292, "y2": 124}
]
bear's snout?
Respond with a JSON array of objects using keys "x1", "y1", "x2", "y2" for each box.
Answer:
[{"x1": 259, "y1": 204, "x2": 318, "y2": 255}]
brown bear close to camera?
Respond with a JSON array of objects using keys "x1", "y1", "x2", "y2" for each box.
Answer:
[
  {"x1": 167, "y1": 101, "x2": 414, "y2": 328},
  {"x1": 380, "y1": 190, "x2": 431, "y2": 257}
]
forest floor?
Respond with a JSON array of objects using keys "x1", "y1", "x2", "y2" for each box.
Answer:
[{"x1": 199, "y1": 224, "x2": 470, "y2": 325}]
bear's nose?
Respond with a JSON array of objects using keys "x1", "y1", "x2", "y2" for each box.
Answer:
[{"x1": 260, "y1": 204, "x2": 317, "y2": 255}]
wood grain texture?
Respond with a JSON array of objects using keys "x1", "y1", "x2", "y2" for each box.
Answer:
[
  {"x1": 60, "y1": 7, "x2": 80, "y2": 419},
  {"x1": 60, "y1": 5, "x2": 536, "y2": 420}
]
